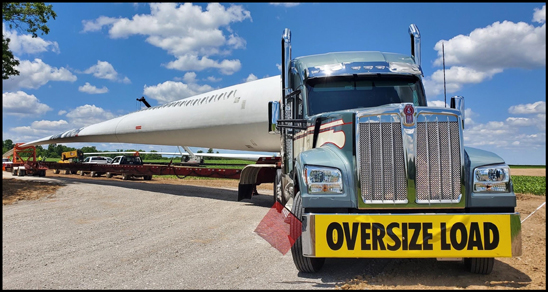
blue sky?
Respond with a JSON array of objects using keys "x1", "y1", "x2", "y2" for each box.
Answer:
[{"x1": 2, "y1": 3, "x2": 546, "y2": 165}]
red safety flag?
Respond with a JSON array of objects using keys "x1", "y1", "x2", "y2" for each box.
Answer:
[{"x1": 254, "y1": 201, "x2": 302, "y2": 255}]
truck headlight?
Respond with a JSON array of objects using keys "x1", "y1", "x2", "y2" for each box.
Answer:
[
  {"x1": 473, "y1": 164, "x2": 510, "y2": 192},
  {"x1": 304, "y1": 166, "x2": 343, "y2": 194}
]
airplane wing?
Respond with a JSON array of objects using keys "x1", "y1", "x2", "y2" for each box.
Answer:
[{"x1": 22, "y1": 76, "x2": 282, "y2": 153}]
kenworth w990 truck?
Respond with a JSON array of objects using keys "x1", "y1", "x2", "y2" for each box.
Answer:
[{"x1": 258, "y1": 24, "x2": 521, "y2": 274}]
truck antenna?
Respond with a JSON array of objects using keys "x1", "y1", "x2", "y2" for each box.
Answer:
[{"x1": 442, "y1": 42, "x2": 447, "y2": 108}]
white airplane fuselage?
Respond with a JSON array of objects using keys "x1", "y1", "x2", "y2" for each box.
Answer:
[{"x1": 27, "y1": 76, "x2": 282, "y2": 152}]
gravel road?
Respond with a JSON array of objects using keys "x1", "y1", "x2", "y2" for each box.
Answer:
[{"x1": 2, "y1": 173, "x2": 389, "y2": 289}]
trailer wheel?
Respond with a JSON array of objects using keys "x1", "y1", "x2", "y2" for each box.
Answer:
[
  {"x1": 143, "y1": 175, "x2": 152, "y2": 181},
  {"x1": 53, "y1": 169, "x2": 60, "y2": 174},
  {"x1": 39, "y1": 170, "x2": 46, "y2": 177},
  {"x1": 273, "y1": 169, "x2": 285, "y2": 205},
  {"x1": 464, "y1": 258, "x2": 494, "y2": 275},
  {"x1": 64, "y1": 169, "x2": 71, "y2": 175},
  {"x1": 18, "y1": 169, "x2": 26, "y2": 176},
  {"x1": 80, "y1": 171, "x2": 85, "y2": 176},
  {"x1": 106, "y1": 172, "x2": 113, "y2": 178},
  {"x1": 290, "y1": 191, "x2": 325, "y2": 273},
  {"x1": 90, "y1": 171, "x2": 97, "y2": 177},
  {"x1": 71, "y1": 170, "x2": 78, "y2": 174},
  {"x1": 122, "y1": 173, "x2": 130, "y2": 180}
]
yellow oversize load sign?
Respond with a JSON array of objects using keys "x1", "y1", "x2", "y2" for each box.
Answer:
[{"x1": 315, "y1": 214, "x2": 512, "y2": 258}]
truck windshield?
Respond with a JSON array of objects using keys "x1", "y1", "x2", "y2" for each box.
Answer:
[{"x1": 306, "y1": 75, "x2": 426, "y2": 116}]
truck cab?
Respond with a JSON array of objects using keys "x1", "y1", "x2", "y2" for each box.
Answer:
[{"x1": 265, "y1": 24, "x2": 521, "y2": 275}]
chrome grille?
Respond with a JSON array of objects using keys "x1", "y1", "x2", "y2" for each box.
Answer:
[
  {"x1": 359, "y1": 119, "x2": 407, "y2": 204},
  {"x1": 416, "y1": 116, "x2": 461, "y2": 203}
]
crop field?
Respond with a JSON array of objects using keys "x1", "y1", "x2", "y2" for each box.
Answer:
[{"x1": 512, "y1": 176, "x2": 546, "y2": 196}]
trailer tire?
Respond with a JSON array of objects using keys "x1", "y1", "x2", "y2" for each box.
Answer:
[
  {"x1": 90, "y1": 171, "x2": 97, "y2": 177},
  {"x1": 18, "y1": 169, "x2": 26, "y2": 176},
  {"x1": 106, "y1": 172, "x2": 113, "y2": 178},
  {"x1": 39, "y1": 170, "x2": 46, "y2": 177},
  {"x1": 143, "y1": 175, "x2": 152, "y2": 181},
  {"x1": 79, "y1": 171, "x2": 85, "y2": 176},
  {"x1": 71, "y1": 170, "x2": 78, "y2": 174},
  {"x1": 464, "y1": 258, "x2": 494, "y2": 275},
  {"x1": 290, "y1": 191, "x2": 325, "y2": 273},
  {"x1": 273, "y1": 169, "x2": 285, "y2": 205},
  {"x1": 122, "y1": 173, "x2": 130, "y2": 180},
  {"x1": 53, "y1": 169, "x2": 60, "y2": 174},
  {"x1": 64, "y1": 169, "x2": 71, "y2": 175}
]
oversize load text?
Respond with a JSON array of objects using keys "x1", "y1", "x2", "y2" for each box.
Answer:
[{"x1": 314, "y1": 215, "x2": 512, "y2": 257}]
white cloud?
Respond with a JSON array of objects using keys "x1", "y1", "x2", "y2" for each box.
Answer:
[
  {"x1": 143, "y1": 80, "x2": 214, "y2": 104},
  {"x1": 65, "y1": 104, "x2": 117, "y2": 127},
  {"x1": 2, "y1": 59, "x2": 77, "y2": 91},
  {"x1": 58, "y1": 110, "x2": 67, "y2": 115},
  {"x1": 2, "y1": 26, "x2": 60, "y2": 55},
  {"x1": 533, "y1": 5, "x2": 546, "y2": 23},
  {"x1": 426, "y1": 6, "x2": 546, "y2": 98},
  {"x1": 508, "y1": 101, "x2": 546, "y2": 114},
  {"x1": 427, "y1": 100, "x2": 448, "y2": 108},
  {"x1": 82, "y1": 3, "x2": 251, "y2": 75},
  {"x1": 165, "y1": 54, "x2": 241, "y2": 75},
  {"x1": 276, "y1": 63, "x2": 282, "y2": 71},
  {"x1": 505, "y1": 117, "x2": 535, "y2": 127},
  {"x1": 206, "y1": 76, "x2": 222, "y2": 82},
  {"x1": 83, "y1": 60, "x2": 130, "y2": 83},
  {"x1": 78, "y1": 82, "x2": 109, "y2": 94},
  {"x1": 245, "y1": 73, "x2": 258, "y2": 82},
  {"x1": 2, "y1": 91, "x2": 52, "y2": 117},
  {"x1": 30, "y1": 120, "x2": 69, "y2": 130}
]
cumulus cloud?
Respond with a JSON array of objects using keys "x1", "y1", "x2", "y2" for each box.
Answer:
[
  {"x1": 245, "y1": 73, "x2": 258, "y2": 82},
  {"x1": 508, "y1": 101, "x2": 546, "y2": 114},
  {"x1": 65, "y1": 104, "x2": 117, "y2": 126},
  {"x1": 206, "y1": 76, "x2": 222, "y2": 82},
  {"x1": 2, "y1": 91, "x2": 52, "y2": 117},
  {"x1": 2, "y1": 59, "x2": 77, "y2": 91},
  {"x1": 2, "y1": 26, "x2": 60, "y2": 55},
  {"x1": 78, "y1": 82, "x2": 109, "y2": 94},
  {"x1": 533, "y1": 5, "x2": 546, "y2": 23},
  {"x1": 425, "y1": 5, "x2": 546, "y2": 99},
  {"x1": 81, "y1": 3, "x2": 251, "y2": 75},
  {"x1": 143, "y1": 78, "x2": 214, "y2": 104},
  {"x1": 82, "y1": 60, "x2": 131, "y2": 83}
]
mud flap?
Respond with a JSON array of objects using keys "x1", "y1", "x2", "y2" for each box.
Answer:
[{"x1": 238, "y1": 184, "x2": 255, "y2": 201}]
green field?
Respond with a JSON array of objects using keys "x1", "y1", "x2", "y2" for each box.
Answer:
[
  {"x1": 509, "y1": 165, "x2": 546, "y2": 169},
  {"x1": 512, "y1": 176, "x2": 546, "y2": 196}
]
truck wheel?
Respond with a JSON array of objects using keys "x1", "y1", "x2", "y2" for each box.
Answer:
[
  {"x1": 64, "y1": 169, "x2": 71, "y2": 175},
  {"x1": 122, "y1": 173, "x2": 130, "y2": 180},
  {"x1": 18, "y1": 169, "x2": 26, "y2": 176},
  {"x1": 71, "y1": 170, "x2": 78, "y2": 174},
  {"x1": 90, "y1": 171, "x2": 97, "y2": 177},
  {"x1": 290, "y1": 191, "x2": 325, "y2": 273},
  {"x1": 106, "y1": 172, "x2": 113, "y2": 178},
  {"x1": 80, "y1": 171, "x2": 85, "y2": 176},
  {"x1": 53, "y1": 169, "x2": 60, "y2": 174},
  {"x1": 273, "y1": 169, "x2": 285, "y2": 205},
  {"x1": 39, "y1": 170, "x2": 46, "y2": 177},
  {"x1": 464, "y1": 258, "x2": 494, "y2": 275},
  {"x1": 143, "y1": 175, "x2": 152, "y2": 180}
]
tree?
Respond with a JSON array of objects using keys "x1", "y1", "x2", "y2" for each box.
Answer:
[
  {"x1": 3, "y1": 139, "x2": 14, "y2": 154},
  {"x1": 2, "y1": 3, "x2": 56, "y2": 80}
]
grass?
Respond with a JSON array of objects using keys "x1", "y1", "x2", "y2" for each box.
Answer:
[
  {"x1": 509, "y1": 165, "x2": 546, "y2": 169},
  {"x1": 512, "y1": 176, "x2": 546, "y2": 196}
]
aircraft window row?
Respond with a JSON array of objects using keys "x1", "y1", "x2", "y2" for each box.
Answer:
[{"x1": 138, "y1": 89, "x2": 238, "y2": 111}]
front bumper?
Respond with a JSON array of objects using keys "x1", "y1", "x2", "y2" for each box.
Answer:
[{"x1": 301, "y1": 213, "x2": 521, "y2": 258}]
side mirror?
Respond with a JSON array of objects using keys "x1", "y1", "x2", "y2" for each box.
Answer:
[
  {"x1": 450, "y1": 96, "x2": 465, "y2": 129},
  {"x1": 268, "y1": 101, "x2": 280, "y2": 134}
]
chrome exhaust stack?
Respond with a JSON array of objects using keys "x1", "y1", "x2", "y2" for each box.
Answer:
[
  {"x1": 281, "y1": 28, "x2": 292, "y2": 97},
  {"x1": 408, "y1": 24, "x2": 421, "y2": 69}
]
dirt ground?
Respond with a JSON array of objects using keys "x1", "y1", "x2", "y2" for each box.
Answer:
[{"x1": 2, "y1": 168, "x2": 545, "y2": 290}]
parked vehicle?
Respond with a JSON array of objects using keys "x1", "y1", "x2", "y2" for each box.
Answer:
[{"x1": 83, "y1": 156, "x2": 113, "y2": 164}]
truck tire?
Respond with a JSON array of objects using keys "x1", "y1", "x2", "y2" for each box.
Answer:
[
  {"x1": 64, "y1": 169, "x2": 71, "y2": 175},
  {"x1": 273, "y1": 169, "x2": 285, "y2": 205},
  {"x1": 39, "y1": 170, "x2": 46, "y2": 177},
  {"x1": 106, "y1": 172, "x2": 113, "y2": 178},
  {"x1": 122, "y1": 173, "x2": 130, "y2": 180},
  {"x1": 53, "y1": 169, "x2": 60, "y2": 174},
  {"x1": 464, "y1": 258, "x2": 494, "y2": 275},
  {"x1": 18, "y1": 169, "x2": 26, "y2": 176},
  {"x1": 143, "y1": 175, "x2": 152, "y2": 181},
  {"x1": 80, "y1": 171, "x2": 85, "y2": 176},
  {"x1": 90, "y1": 171, "x2": 97, "y2": 177},
  {"x1": 290, "y1": 191, "x2": 325, "y2": 273},
  {"x1": 71, "y1": 170, "x2": 78, "y2": 174}
]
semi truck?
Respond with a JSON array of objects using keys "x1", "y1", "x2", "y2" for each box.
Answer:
[{"x1": 238, "y1": 24, "x2": 521, "y2": 274}]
